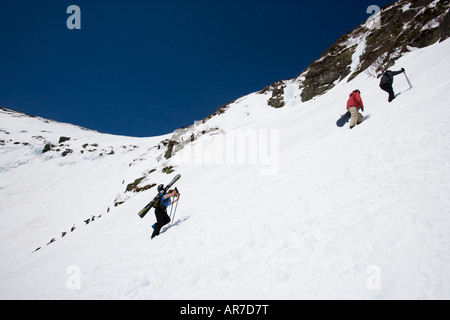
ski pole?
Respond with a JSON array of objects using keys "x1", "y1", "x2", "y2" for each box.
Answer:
[
  {"x1": 171, "y1": 195, "x2": 180, "y2": 224},
  {"x1": 169, "y1": 191, "x2": 179, "y2": 221},
  {"x1": 169, "y1": 199, "x2": 175, "y2": 221},
  {"x1": 404, "y1": 71, "x2": 413, "y2": 89}
]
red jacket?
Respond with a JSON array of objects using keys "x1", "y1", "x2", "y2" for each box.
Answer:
[{"x1": 347, "y1": 92, "x2": 364, "y2": 111}]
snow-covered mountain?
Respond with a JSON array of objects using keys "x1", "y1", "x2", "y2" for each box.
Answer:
[
  {"x1": 1, "y1": 0, "x2": 450, "y2": 299},
  {"x1": 261, "y1": 0, "x2": 450, "y2": 104}
]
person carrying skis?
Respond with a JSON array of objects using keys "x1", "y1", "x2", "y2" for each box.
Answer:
[
  {"x1": 151, "y1": 188, "x2": 180, "y2": 239},
  {"x1": 379, "y1": 68, "x2": 405, "y2": 102},
  {"x1": 347, "y1": 89, "x2": 365, "y2": 129}
]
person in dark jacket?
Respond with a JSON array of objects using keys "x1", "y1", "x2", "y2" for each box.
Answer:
[
  {"x1": 151, "y1": 188, "x2": 180, "y2": 239},
  {"x1": 379, "y1": 68, "x2": 405, "y2": 102}
]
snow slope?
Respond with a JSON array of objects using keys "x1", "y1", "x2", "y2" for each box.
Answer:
[{"x1": 1, "y1": 39, "x2": 449, "y2": 300}]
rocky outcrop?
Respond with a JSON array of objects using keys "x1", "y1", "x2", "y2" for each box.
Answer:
[{"x1": 256, "y1": 0, "x2": 450, "y2": 105}]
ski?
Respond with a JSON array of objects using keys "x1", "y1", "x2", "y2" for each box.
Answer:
[{"x1": 138, "y1": 174, "x2": 181, "y2": 219}]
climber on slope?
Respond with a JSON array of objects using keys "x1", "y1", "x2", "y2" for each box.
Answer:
[
  {"x1": 379, "y1": 68, "x2": 405, "y2": 102},
  {"x1": 151, "y1": 188, "x2": 180, "y2": 239},
  {"x1": 346, "y1": 89, "x2": 365, "y2": 129}
]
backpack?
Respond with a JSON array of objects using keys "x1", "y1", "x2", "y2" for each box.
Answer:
[{"x1": 152, "y1": 184, "x2": 165, "y2": 208}]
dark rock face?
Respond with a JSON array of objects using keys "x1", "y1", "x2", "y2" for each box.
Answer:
[
  {"x1": 300, "y1": 46, "x2": 354, "y2": 102},
  {"x1": 59, "y1": 136, "x2": 71, "y2": 144}
]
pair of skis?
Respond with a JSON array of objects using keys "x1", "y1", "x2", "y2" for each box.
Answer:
[{"x1": 138, "y1": 174, "x2": 181, "y2": 219}]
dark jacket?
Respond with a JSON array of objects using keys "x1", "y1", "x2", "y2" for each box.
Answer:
[{"x1": 380, "y1": 70, "x2": 404, "y2": 87}]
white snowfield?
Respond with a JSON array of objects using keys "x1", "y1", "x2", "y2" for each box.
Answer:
[{"x1": 0, "y1": 39, "x2": 449, "y2": 300}]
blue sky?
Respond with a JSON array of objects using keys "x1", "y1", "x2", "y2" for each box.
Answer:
[{"x1": 0, "y1": 0, "x2": 394, "y2": 137}]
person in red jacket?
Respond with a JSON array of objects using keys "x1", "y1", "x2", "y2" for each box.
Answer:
[{"x1": 347, "y1": 89, "x2": 365, "y2": 129}]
